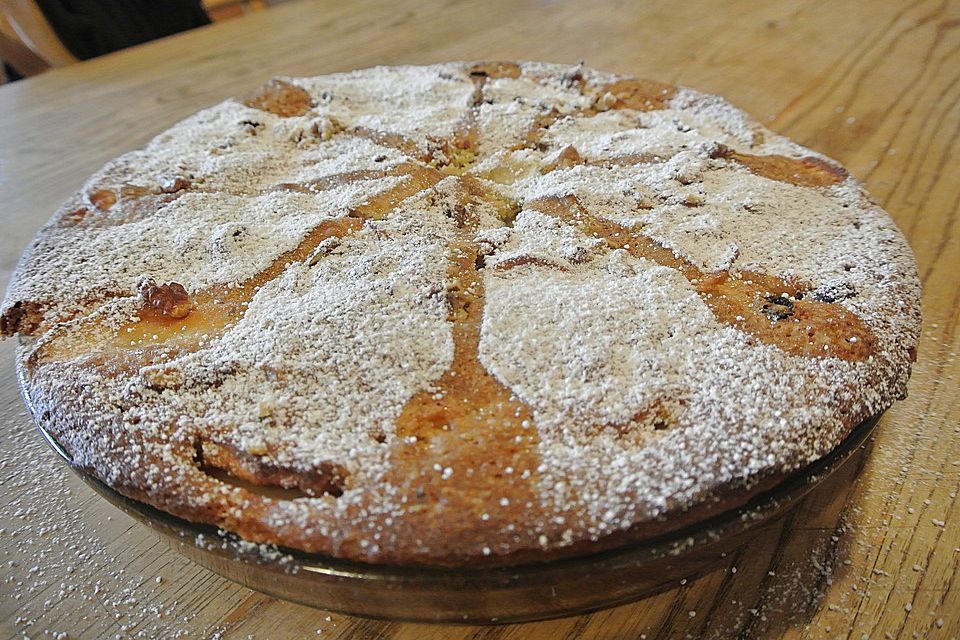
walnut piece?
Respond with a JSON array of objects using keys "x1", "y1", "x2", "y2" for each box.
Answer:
[
  {"x1": 89, "y1": 189, "x2": 117, "y2": 210},
  {"x1": 139, "y1": 278, "x2": 193, "y2": 319}
]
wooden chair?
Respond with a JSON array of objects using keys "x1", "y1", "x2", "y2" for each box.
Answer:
[
  {"x1": 0, "y1": 0, "x2": 76, "y2": 77},
  {"x1": 0, "y1": 0, "x2": 281, "y2": 81},
  {"x1": 0, "y1": 28, "x2": 47, "y2": 76}
]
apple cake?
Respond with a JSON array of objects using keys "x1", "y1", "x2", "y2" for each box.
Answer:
[{"x1": 1, "y1": 62, "x2": 921, "y2": 566}]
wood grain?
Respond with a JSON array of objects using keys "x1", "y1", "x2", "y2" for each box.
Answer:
[{"x1": 0, "y1": 0, "x2": 957, "y2": 637}]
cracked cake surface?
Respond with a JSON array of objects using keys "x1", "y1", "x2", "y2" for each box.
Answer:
[{"x1": 1, "y1": 62, "x2": 921, "y2": 566}]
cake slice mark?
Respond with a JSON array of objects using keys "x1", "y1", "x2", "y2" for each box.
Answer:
[
  {"x1": 710, "y1": 144, "x2": 848, "y2": 188},
  {"x1": 408, "y1": 61, "x2": 510, "y2": 176},
  {"x1": 348, "y1": 165, "x2": 445, "y2": 220},
  {"x1": 733, "y1": 152, "x2": 847, "y2": 188},
  {"x1": 347, "y1": 65, "x2": 505, "y2": 171},
  {"x1": 478, "y1": 141, "x2": 666, "y2": 185},
  {"x1": 348, "y1": 125, "x2": 482, "y2": 175},
  {"x1": 386, "y1": 181, "x2": 543, "y2": 556},
  {"x1": 491, "y1": 255, "x2": 571, "y2": 272},
  {"x1": 527, "y1": 195, "x2": 876, "y2": 361},
  {"x1": 272, "y1": 161, "x2": 445, "y2": 218},
  {"x1": 458, "y1": 174, "x2": 523, "y2": 228}
]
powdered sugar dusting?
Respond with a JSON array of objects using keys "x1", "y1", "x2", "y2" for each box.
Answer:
[{"x1": 1, "y1": 62, "x2": 921, "y2": 564}]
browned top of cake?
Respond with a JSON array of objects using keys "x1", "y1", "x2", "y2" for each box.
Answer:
[{"x1": 1, "y1": 62, "x2": 920, "y2": 566}]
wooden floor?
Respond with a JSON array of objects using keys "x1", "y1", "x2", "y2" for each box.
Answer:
[{"x1": 0, "y1": 0, "x2": 957, "y2": 638}]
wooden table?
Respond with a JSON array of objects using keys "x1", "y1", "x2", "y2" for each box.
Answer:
[{"x1": 1, "y1": 0, "x2": 957, "y2": 637}]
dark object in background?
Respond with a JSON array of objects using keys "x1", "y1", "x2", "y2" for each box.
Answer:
[
  {"x1": 4, "y1": 61, "x2": 22, "y2": 82},
  {"x1": 35, "y1": 0, "x2": 210, "y2": 60}
]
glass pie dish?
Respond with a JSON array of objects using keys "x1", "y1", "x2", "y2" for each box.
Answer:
[{"x1": 27, "y1": 377, "x2": 880, "y2": 624}]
